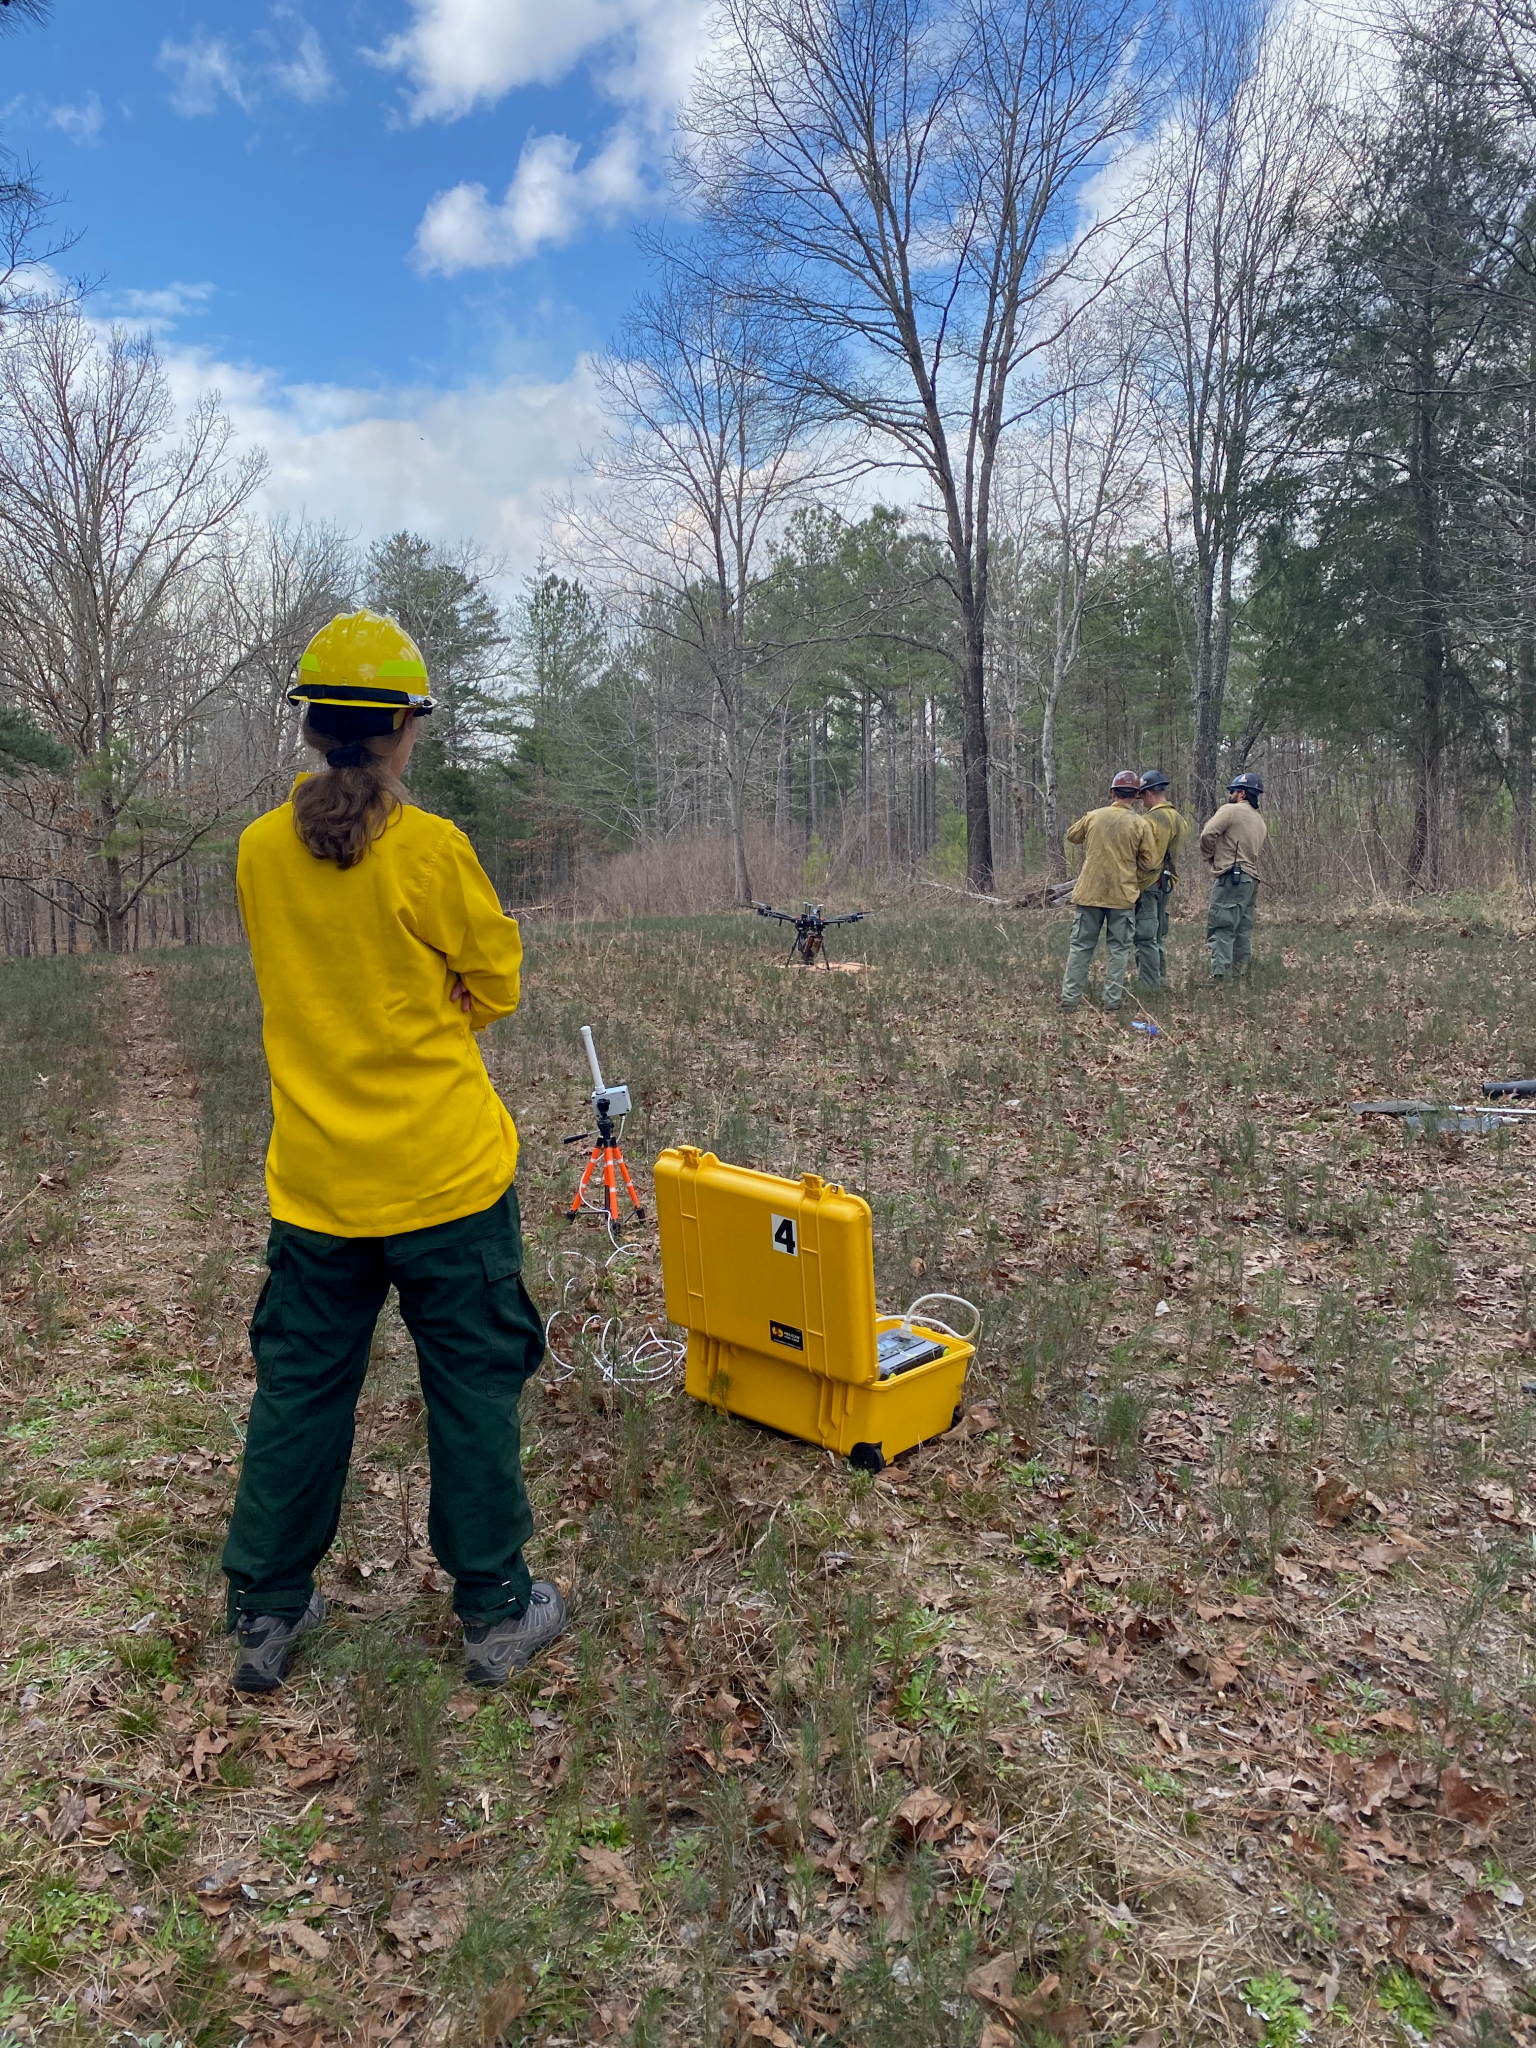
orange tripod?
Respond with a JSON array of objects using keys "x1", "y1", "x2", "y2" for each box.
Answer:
[{"x1": 564, "y1": 1025, "x2": 644, "y2": 1228}]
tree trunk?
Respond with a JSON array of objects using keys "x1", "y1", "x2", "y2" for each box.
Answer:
[
  {"x1": 884, "y1": 694, "x2": 896, "y2": 869},
  {"x1": 775, "y1": 702, "x2": 792, "y2": 840},
  {"x1": 1515, "y1": 628, "x2": 1534, "y2": 889},
  {"x1": 1406, "y1": 364, "x2": 1444, "y2": 893},
  {"x1": 723, "y1": 684, "x2": 752, "y2": 905},
  {"x1": 1042, "y1": 668, "x2": 1067, "y2": 882},
  {"x1": 860, "y1": 684, "x2": 871, "y2": 873},
  {"x1": 1190, "y1": 551, "x2": 1222, "y2": 821},
  {"x1": 1042, "y1": 566, "x2": 1073, "y2": 881},
  {"x1": 959, "y1": 611, "x2": 994, "y2": 893}
]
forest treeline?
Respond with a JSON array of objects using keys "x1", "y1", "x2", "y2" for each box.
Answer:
[{"x1": 2, "y1": 0, "x2": 1536, "y2": 949}]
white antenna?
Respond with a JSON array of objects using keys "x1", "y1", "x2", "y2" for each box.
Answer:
[{"x1": 579, "y1": 1024, "x2": 605, "y2": 1095}]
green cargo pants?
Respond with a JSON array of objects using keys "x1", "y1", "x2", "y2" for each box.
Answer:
[
  {"x1": 1061, "y1": 904, "x2": 1135, "y2": 1010},
  {"x1": 1133, "y1": 882, "x2": 1171, "y2": 987},
  {"x1": 1207, "y1": 872, "x2": 1259, "y2": 976},
  {"x1": 221, "y1": 1185, "x2": 543, "y2": 1629}
]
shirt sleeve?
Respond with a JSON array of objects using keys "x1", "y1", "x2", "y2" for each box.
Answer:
[
  {"x1": 1065, "y1": 814, "x2": 1089, "y2": 846},
  {"x1": 1199, "y1": 808, "x2": 1225, "y2": 862},
  {"x1": 407, "y1": 827, "x2": 523, "y2": 1031}
]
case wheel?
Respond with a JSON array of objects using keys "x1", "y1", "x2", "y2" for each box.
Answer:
[
  {"x1": 951, "y1": 1405, "x2": 963, "y2": 1431},
  {"x1": 849, "y1": 1442, "x2": 885, "y2": 1474}
]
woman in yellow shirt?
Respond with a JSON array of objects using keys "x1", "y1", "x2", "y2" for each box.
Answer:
[{"x1": 220, "y1": 611, "x2": 565, "y2": 1692}]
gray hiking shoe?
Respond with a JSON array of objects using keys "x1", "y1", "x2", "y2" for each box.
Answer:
[
  {"x1": 230, "y1": 1590, "x2": 327, "y2": 1694},
  {"x1": 463, "y1": 1582, "x2": 567, "y2": 1687}
]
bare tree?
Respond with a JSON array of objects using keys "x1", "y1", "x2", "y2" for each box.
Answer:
[
  {"x1": 993, "y1": 300, "x2": 1152, "y2": 874},
  {"x1": 1143, "y1": 0, "x2": 1341, "y2": 819},
  {"x1": 561, "y1": 266, "x2": 834, "y2": 903},
  {"x1": 215, "y1": 514, "x2": 357, "y2": 806},
  {"x1": 683, "y1": 0, "x2": 1151, "y2": 891},
  {"x1": 0, "y1": 312, "x2": 265, "y2": 949}
]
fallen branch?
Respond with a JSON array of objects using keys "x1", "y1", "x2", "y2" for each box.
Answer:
[{"x1": 915, "y1": 877, "x2": 1008, "y2": 905}]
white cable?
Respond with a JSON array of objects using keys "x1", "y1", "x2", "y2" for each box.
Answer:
[
  {"x1": 895, "y1": 1292, "x2": 983, "y2": 1344},
  {"x1": 541, "y1": 1244, "x2": 685, "y2": 1392}
]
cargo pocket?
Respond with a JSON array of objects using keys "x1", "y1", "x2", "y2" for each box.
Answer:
[{"x1": 482, "y1": 1241, "x2": 544, "y2": 1390}]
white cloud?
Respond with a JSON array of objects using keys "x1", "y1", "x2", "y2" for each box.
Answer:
[
  {"x1": 109, "y1": 281, "x2": 218, "y2": 335},
  {"x1": 158, "y1": 11, "x2": 335, "y2": 118},
  {"x1": 376, "y1": 0, "x2": 630, "y2": 115},
  {"x1": 47, "y1": 92, "x2": 104, "y2": 145},
  {"x1": 147, "y1": 335, "x2": 604, "y2": 583},
  {"x1": 413, "y1": 126, "x2": 653, "y2": 273},
  {"x1": 376, "y1": 0, "x2": 714, "y2": 133},
  {"x1": 159, "y1": 32, "x2": 250, "y2": 117},
  {"x1": 266, "y1": 21, "x2": 335, "y2": 106},
  {"x1": 387, "y1": 0, "x2": 713, "y2": 272}
]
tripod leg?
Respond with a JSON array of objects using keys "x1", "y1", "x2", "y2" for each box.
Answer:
[
  {"x1": 567, "y1": 1144, "x2": 600, "y2": 1220},
  {"x1": 613, "y1": 1148, "x2": 645, "y2": 1218},
  {"x1": 601, "y1": 1146, "x2": 620, "y2": 1225}
]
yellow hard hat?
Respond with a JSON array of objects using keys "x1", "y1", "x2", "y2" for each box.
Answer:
[{"x1": 287, "y1": 610, "x2": 434, "y2": 724}]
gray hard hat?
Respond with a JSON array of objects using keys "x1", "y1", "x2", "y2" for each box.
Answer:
[{"x1": 1139, "y1": 769, "x2": 1170, "y2": 792}]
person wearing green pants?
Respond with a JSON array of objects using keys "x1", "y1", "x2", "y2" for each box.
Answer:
[
  {"x1": 1132, "y1": 770, "x2": 1189, "y2": 988},
  {"x1": 1200, "y1": 772, "x2": 1268, "y2": 983},
  {"x1": 222, "y1": 1188, "x2": 544, "y2": 1640},
  {"x1": 1060, "y1": 771, "x2": 1156, "y2": 1013},
  {"x1": 220, "y1": 610, "x2": 566, "y2": 1694}
]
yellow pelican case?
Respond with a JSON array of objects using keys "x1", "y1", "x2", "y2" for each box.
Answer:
[{"x1": 654, "y1": 1146, "x2": 974, "y2": 1465}]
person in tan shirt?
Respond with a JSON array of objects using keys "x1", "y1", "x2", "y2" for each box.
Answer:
[
  {"x1": 1199, "y1": 772, "x2": 1268, "y2": 982},
  {"x1": 1060, "y1": 771, "x2": 1157, "y2": 1012}
]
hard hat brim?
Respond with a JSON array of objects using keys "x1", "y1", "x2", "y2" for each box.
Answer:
[{"x1": 287, "y1": 680, "x2": 435, "y2": 715}]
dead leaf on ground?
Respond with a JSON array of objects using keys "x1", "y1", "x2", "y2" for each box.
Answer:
[
  {"x1": 48, "y1": 1792, "x2": 87, "y2": 1842},
  {"x1": 1254, "y1": 1344, "x2": 1298, "y2": 1381},
  {"x1": 1314, "y1": 1472, "x2": 1364, "y2": 1526},
  {"x1": 282, "y1": 1917, "x2": 329, "y2": 1962},
  {"x1": 382, "y1": 1889, "x2": 466, "y2": 1953},
  {"x1": 966, "y1": 1950, "x2": 1024, "y2": 2012},
  {"x1": 867, "y1": 1867, "x2": 915, "y2": 1941},
  {"x1": 477, "y1": 1972, "x2": 531, "y2": 2046},
  {"x1": 868, "y1": 1726, "x2": 922, "y2": 1775},
  {"x1": 577, "y1": 1845, "x2": 641, "y2": 1915},
  {"x1": 894, "y1": 1784, "x2": 954, "y2": 1840},
  {"x1": 284, "y1": 1741, "x2": 358, "y2": 1790},
  {"x1": 1438, "y1": 1767, "x2": 1507, "y2": 1842},
  {"x1": 722, "y1": 1989, "x2": 795, "y2": 2048},
  {"x1": 1179, "y1": 1647, "x2": 1242, "y2": 1692}
]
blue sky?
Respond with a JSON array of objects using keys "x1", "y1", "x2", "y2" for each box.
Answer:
[{"x1": 1, "y1": 0, "x2": 709, "y2": 573}]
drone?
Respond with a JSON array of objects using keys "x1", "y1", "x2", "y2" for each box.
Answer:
[{"x1": 754, "y1": 901, "x2": 866, "y2": 968}]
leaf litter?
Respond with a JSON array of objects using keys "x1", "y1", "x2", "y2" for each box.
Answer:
[{"x1": 0, "y1": 916, "x2": 1533, "y2": 2043}]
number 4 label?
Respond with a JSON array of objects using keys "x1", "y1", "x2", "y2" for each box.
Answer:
[{"x1": 771, "y1": 1212, "x2": 797, "y2": 1256}]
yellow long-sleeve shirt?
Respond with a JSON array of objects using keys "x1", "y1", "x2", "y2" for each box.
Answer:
[
  {"x1": 1137, "y1": 801, "x2": 1191, "y2": 891},
  {"x1": 1065, "y1": 803, "x2": 1157, "y2": 910},
  {"x1": 236, "y1": 782, "x2": 522, "y2": 1236}
]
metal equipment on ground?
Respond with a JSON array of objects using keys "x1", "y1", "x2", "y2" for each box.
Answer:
[
  {"x1": 654, "y1": 1146, "x2": 976, "y2": 1470},
  {"x1": 565, "y1": 1026, "x2": 644, "y2": 1229}
]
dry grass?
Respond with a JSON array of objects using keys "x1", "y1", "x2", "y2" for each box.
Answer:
[{"x1": 0, "y1": 900, "x2": 1534, "y2": 2048}]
